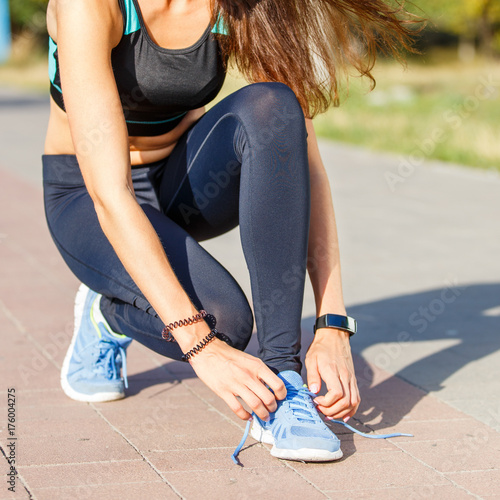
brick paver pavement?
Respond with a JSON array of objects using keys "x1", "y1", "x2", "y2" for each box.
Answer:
[{"x1": 1, "y1": 164, "x2": 499, "y2": 499}]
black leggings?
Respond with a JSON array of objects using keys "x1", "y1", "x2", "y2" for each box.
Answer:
[{"x1": 42, "y1": 82, "x2": 310, "y2": 373}]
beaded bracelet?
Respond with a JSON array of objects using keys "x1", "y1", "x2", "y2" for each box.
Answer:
[
  {"x1": 182, "y1": 329, "x2": 218, "y2": 362},
  {"x1": 162, "y1": 310, "x2": 208, "y2": 342}
]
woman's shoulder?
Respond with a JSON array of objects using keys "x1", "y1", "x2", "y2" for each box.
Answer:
[{"x1": 47, "y1": 0, "x2": 123, "y2": 44}]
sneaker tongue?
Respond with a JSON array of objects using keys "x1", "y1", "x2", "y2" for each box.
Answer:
[{"x1": 277, "y1": 370, "x2": 304, "y2": 389}]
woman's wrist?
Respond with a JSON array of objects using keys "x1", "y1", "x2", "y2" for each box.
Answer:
[
  {"x1": 187, "y1": 337, "x2": 228, "y2": 366},
  {"x1": 316, "y1": 302, "x2": 347, "y2": 317},
  {"x1": 167, "y1": 319, "x2": 213, "y2": 353},
  {"x1": 314, "y1": 327, "x2": 350, "y2": 343}
]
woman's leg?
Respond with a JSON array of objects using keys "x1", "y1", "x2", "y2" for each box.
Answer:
[
  {"x1": 158, "y1": 82, "x2": 311, "y2": 374},
  {"x1": 42, "y1": 155, "x2": 254, "y2": 362}
]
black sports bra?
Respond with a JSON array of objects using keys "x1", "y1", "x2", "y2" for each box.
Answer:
[{"x1": 49, "y1": 0, "x2": 228, "y2": 136}]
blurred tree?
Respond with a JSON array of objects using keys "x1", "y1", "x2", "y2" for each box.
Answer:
[
  {"x1": 415, "y1": 0, "x2": 500, "y2": 57},
  {"x1": 8, "y1": 0, "x2": 48, "y2": 57},
  {"x1": 9, "y1": 0, "x2": 47, "y2": 33}
]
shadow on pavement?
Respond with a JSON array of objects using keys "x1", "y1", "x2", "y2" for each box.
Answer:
[{"x1": 303, "y1": 282, "x2": 500, "y2": 432}]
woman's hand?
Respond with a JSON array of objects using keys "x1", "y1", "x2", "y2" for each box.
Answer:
[
  {"x1": 305, "y1": 329, "x2": 360, "y2": 421},
  {"x1": 189, "y1": 339, "x2": 287, "y2": 421}
]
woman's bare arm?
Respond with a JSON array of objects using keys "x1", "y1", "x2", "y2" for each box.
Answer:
[
  {"x1": 55, "y1": 0, "x2": 285, "y2": 420},
  {"x1": 304, "y1": 118, "x2": 360, "y2": 420},
  {"x1": 56, "y1": 0, "x2": 206, "y2": 351}
]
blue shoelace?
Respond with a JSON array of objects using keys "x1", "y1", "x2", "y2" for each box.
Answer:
[
  {"x1": 94, "y1": 341, "x2": 129, "y2": 389},
  {"x1": 231, "y1": 387, "x2": 412, "y2": 465}
]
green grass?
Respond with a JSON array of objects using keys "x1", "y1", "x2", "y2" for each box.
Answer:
[{"x1": 312, "y1": 53, "x2": 500, "y2": 170}]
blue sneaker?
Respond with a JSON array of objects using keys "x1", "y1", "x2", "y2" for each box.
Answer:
[
  {"x1": 232, "y1": 371, "x2": 413, "y2": 464},
  {"x1": 60, "y1": 284, "x2": 132, "y2": 402},
  {"x1": 250, "y1": 370, "x2": 343, "y2": 462}
]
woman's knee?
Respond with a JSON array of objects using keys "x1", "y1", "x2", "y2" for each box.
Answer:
[
  {"x1": 207, "y1": 290, "x2": 254, "y2": 351},
  {"x1": 231, "y1": 82, "x2": 307, "y2": 144}
]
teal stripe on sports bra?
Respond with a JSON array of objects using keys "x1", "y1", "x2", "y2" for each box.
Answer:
[
  {"x1": 123, "y1": 0, "x2": 140, "y2": 35},
  {"x1": 211, "y1": 12, "x2": 228, "y2": 35},
  {"x1": 125, "y1": 111, "x2": 187, "y2": 125},
  {"x1": 48, "y1": 37, "x2": 62, "y2": 93}
]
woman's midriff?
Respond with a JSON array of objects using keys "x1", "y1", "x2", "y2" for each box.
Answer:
[{"x1": 44, "y1": 98, "x2": 206, "y2": 165}]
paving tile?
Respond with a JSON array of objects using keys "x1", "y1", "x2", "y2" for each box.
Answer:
[
  {"x1": 93, "y1": 379, "x2": 198, "y2": 415},
  {"x1": 118, "y1": 406, "x2": 244, "y2": 452},
  {"x1": 356, "y1": 375, "x2": 432, "y2": 428},
  {"x1": 332, "y1": 431, "x2": 400, "y2": 457},
  {"x1": 445, "y1": 470, "x2": 500, "y2": 498},
  {"x1": 398, "y1": 438, "x2": 500, "y2": 473},
  {"x1": 124, "y1": 347, "x2": 170, "y2": 381},
  {"x1": 0, "y1": 322, "x2": 65, "y2": 391},
  {"x1": 0, "y1": 489, "x2": 32, "y2": 500},
  {"x1": 291, "y1": 450, "x2": 448, "y2": 491},
  {"x1": 0, "y1": 389, "x2": 75, "y2": 411},
  {"x1": 122, "y1": 373, "x2": 188, "y2": 399},
  {"x1": 31, "y1": 481, "x2": 178, "y2": 500},
  {"x1": 11, "y1": 416, "x2": 139, "y2": 466},
  {"x1": 97, "y1": 393, "x2": 212, "y2": 435},
  {"x1": 324, "y1": 484, "x2": 474, "y2": 499},
  {"x1": 0, "y1": 358, "x2": 60, "y2": 391},
  {"x1": 357, "y1": 386, "x2": 464, "y2": 428},
  {"x1": 162, "y1": 468, "x2": 327, "y2": 500},
  {"x1": 147, "y1": 444, "x2": 279, "y2": 472},
  {"x1": 3, "y1": 406, "x2": 105, "y2": 438},
  {"x1": 352, "y1": 353, "x2": 394, "y2": 387},
  {"x1": 366, "y1": 417, "x2": 495, "y2": 444},
  {"x1": 180, "y1": 377, "x2": 248, "y2": 425},
  {"x1": 18, "y1": 459, "x2": 160, "y2": 488}
]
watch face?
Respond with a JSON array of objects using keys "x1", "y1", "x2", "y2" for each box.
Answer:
[{"x1": 315, "y1": 314, "x2": 356, "y2": 335}]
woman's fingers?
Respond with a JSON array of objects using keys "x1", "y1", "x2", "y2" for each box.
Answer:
[
  {"x1": 191, "y1": 341, "x2": 286, "y2": 421},
  {"x1": 326, "y1": 408, "x2": 352, "y2": 421},
  {"x1": 349, "y1": 377, "x2": 361, "y2": 413},
  {"x1": 314, "y1": 366, "x2": 359, "y2": 418},
  {"x1": 236, "y1": 386, "x2": 271, "y2": 422},
  {"x1": 317, "y1": 378, "x2": 359, "y2": 418},
  {"x1": 313, "y1": 364, "x2": 344, "y2": 407},
  {"x1": 259, "y1": 368, "x2": 287, "y2": 401},
  {"x1": 223, "y1": 393, "x2": 252, "y2": 421},
  {"x1": 305, "y1": 355, "x2": 322, "y2": 394},
  {"x1": 317, "y1": 396, "x2": 352, "y2": 418},
  {"x1": 247, "y1": 379, "x2": 279, "y2": 414}
]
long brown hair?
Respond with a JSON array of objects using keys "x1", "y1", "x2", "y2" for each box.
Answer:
[{"x1": 210, "y1": 0, "x2": 422, "y2": 118}]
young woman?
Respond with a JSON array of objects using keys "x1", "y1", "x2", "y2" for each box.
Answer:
[{"x1": 43, "y1": 0, "x2": 416, "y2": 462}]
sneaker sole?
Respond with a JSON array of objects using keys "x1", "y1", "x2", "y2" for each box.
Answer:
[
  {"x1": 60, "y1": 284, "x2": 125, "y2": 403},
  {"x1": 251, "y1": 419, "x2": 343, "y2": 462}
]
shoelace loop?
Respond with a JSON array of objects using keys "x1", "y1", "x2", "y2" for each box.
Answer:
[
  {"x1": 94, "y1": 341, "x2": 128, "y2": 389},
  {"x1": 284, "y1": 386, "x2": 319, "y2": 423}
]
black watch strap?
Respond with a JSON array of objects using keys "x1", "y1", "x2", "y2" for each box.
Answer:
[{"x1": 314, "y1": 314, "x2": 357, "y2": 336}]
